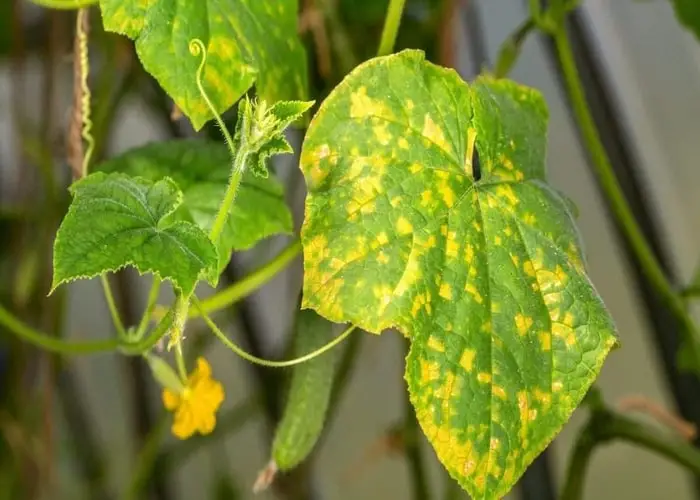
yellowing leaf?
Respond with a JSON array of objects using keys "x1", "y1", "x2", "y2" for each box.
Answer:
[
  {"x1": 298, "y1": 50, "x2": 619, "y2": 499},
  {"x1": 99, "y1": 0, "x2": 307, "y2": 130}
]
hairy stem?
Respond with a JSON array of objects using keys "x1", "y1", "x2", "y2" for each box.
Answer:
[{"x1": 377, "y1": 0, "x2": 407, "y2": 56}]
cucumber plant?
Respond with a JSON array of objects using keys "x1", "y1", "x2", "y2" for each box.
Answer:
[{"x1": 4, "y1": 0, "x2": 700, "y2": 498}]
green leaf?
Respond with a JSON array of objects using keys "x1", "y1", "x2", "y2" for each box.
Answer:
[
  {"x1": 52, "y1": 172, "x2": 217, "y2": 296},
  {"x1": 98, "y1": 0, "x2": 308, "y2": 130},
  {"x1": 97, "y1": 139, "x2": 294, "y2": 274},
  {"x1": 298, "y1": 50, "x2": 619, "y2": 499},
  {"x1": 670, "y1": 0, "x2": 700, "y2": 40}
]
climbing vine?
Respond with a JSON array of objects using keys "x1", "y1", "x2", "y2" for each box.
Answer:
[{"x1": 4, "y1": 0, "x2": 700, "y2": 498}]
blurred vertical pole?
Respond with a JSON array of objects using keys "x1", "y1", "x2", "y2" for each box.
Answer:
[{"x1": 537, "y1": 2, "x2": 700, "y2": 498}]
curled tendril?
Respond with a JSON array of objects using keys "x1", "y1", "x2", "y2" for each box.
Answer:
[
  {"x1": 188, "y1": 38, "x2": 236, "y2": 156},
  {"x1": 77, "y1": 8, "x2": 94, "y2": 177}
]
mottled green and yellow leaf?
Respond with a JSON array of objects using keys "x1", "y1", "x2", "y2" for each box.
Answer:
[
  {"x1": 98, "y1": 0, "x2": 307, "y2": 129},
  {"x1": 298, "y1": 49, "x2": 619, "y2": 499}
]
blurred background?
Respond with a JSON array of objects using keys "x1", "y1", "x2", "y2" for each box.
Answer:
[{"x1": 2, "y1": 0, "x2": 700, "y2": 499}]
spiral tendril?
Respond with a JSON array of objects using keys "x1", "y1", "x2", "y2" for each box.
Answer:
[
  {"x1": 189, "y1": 38, "x2": 236, "y2": 157},
  {"x1": 77, "y1": 8, "x2": 94, "y2": 177}
]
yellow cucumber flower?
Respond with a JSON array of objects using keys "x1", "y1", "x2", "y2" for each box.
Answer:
[{"x1": 162, "y1": 357, "x2": 224, "y2": 439}]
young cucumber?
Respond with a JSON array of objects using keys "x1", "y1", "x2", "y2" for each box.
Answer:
[{"x1": 271, "y1": 308, "x2": 340, "y2": 471}]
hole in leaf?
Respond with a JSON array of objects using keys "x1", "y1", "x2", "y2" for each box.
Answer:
[{"x1": 472, "y1": 145, "x2": 482, "y2": 181}]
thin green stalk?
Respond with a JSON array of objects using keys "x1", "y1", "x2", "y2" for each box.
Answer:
[
  {"x1": 27, "y1": 0, "x2": 97, "y2": 9},
  {"x1": 377, "y1": 0, "x2": 407, "y2": 56},
  {"x1": 560, "y1": 428, "x2": 596, "y2": 500},
  {"x1": 548, "y1": 21, "x2": 700, "y2": 365},
  {"x1": 210, "y1": 149, "x2": 248, "y2": 244},
  {"x1": 134, "y1": 278, "x2": 161, "y2": 340},
  {"x1": 175, "y1": 344, "x2": 187, "y2": 381},
  {"x1": 120, "y1": 307, "x2": 175, "y2": 355},
  {"x1": 0, "y1": 302, "x2": 119, "y2": 354},
  {"x1": 100, "y1": 275, "x2": 126, "y2": 338},
  {"x1": 529, "y1": 0, "x2": 541, "y2": 22},
  {"x1": 562, "y1": 411, "x2": 700, "y2": 499},
  {"x1": 193, "y1": 297, "x2": 356, "y2": 368},
  {"x1": 193, "y1": 239, "x2": 301, "y2": 318}
]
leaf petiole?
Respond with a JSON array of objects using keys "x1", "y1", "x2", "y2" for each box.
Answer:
[
  {"x1": 134, "y1": 277, "x2": 161, "y2": 341},
  {"x1": 377, "y1": 0, "x2": 407, "y2": 56},
  {"x1": 100, "y1": 275, "x2": 126, "y2": 338}
]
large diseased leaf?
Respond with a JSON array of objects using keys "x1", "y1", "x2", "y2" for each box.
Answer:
[
  {"x1": 299, "y1": 50, "x2": 619, "y2": 499},
  {"x1": 96, "y1": 139, "x2": 294, "y2": 273},
  {"x1": 98, "y1": 0, "x2": 307, "y2": 130},
  {"x1": 52, "y1": 172, "x2": 217, "y2": 296}
]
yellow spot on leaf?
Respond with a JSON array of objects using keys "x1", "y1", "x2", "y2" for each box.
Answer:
[
  {"x1": 539, "y1": 331, "x2": 552, "y2": 351},
  {"x1": 515, "y1": 313, "x2": 533, "y2": 336},
  {"x1": 420, "y1": 359, "x2": 440, "y2": 383},
  {"x1": 438, "y1": 183, "x2": 456, "y2": 208},
  {"x1": 398, "y1": 137, "x2": 409, "y2": 149},
  {"x1": 373, "y1": 122, "x2": 392, "y2": 144},
  {"x1": 439, "y1": 283, "x2": 453, "y2": 300},
  {"x1": 420, "y1": 190, "x2": 433, "y2": 206},
  {"x1": 446, "y1": 232, "x2": 459, "y2": 259},
  {"x1": 493, "y1": 385, "x2": 507, "y2": 400},
  {"x1": 396, "y1": 217, "x2": 413, "y2": 235},
  {"x1": 477, "y1": 372, "x2": 491, "y2": 384},
  {"x1": 523, "y1": 260, "x2": 535, "y2": 277},
  {"x1": 495, "y1": 185, "x2": 519, "y2": 205},
  {"x1": 390, "y1": 196, "x2": 403, "y2": 207},
  {"x1": 494, "y1": 236, "x2": 502, "y2": 246},
  {"x1": 465, "y1": 244, "x2": 474, "y2": 264},
  {"x1": 423, "y1": 115, "x2": 450, "y2": 153},
  {"x1": 522, "y1": 212, "x2": 537, "y2": 225},
  {"x1": 350, "y1": 86, "x2": 391, "y2": 118},
  {"x1": 465, "y1": 283, "x2": 483, "y2": 304},
  {"x1": 563, "y1": 311, "x2": 575, "y2": 327},
  {"x1": 427, "y1": 336, "x2": 445, "y2": 352},
  {"x1": 460, "y1": 350, "x2": 476, "y2": 372}
]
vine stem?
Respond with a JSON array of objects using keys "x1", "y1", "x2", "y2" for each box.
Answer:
[
  {"x1": 0, "y1": 302, "x2": 119, "y2": 354},
  {"x1": 562, "y1": 410, "x2": 700, "y2": 499},
  {"x1": 28, "y1": 0, "x2": 97, "y2": 9},
  {"x1": 100, "y1": 275, "x2": 126, "y2": 338},
  {"x1": 548, "y1": 19, "x2": 700, "y2": 364},
  {"x1": 193, "y1": 296, "x2": 356, "y2": 368},
  {"x1": 0, "y1": 301, "x2": 174, "y2": 356},
  {"x1": 377, "y1": 0, "x2": 407, "y2": 56}
]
